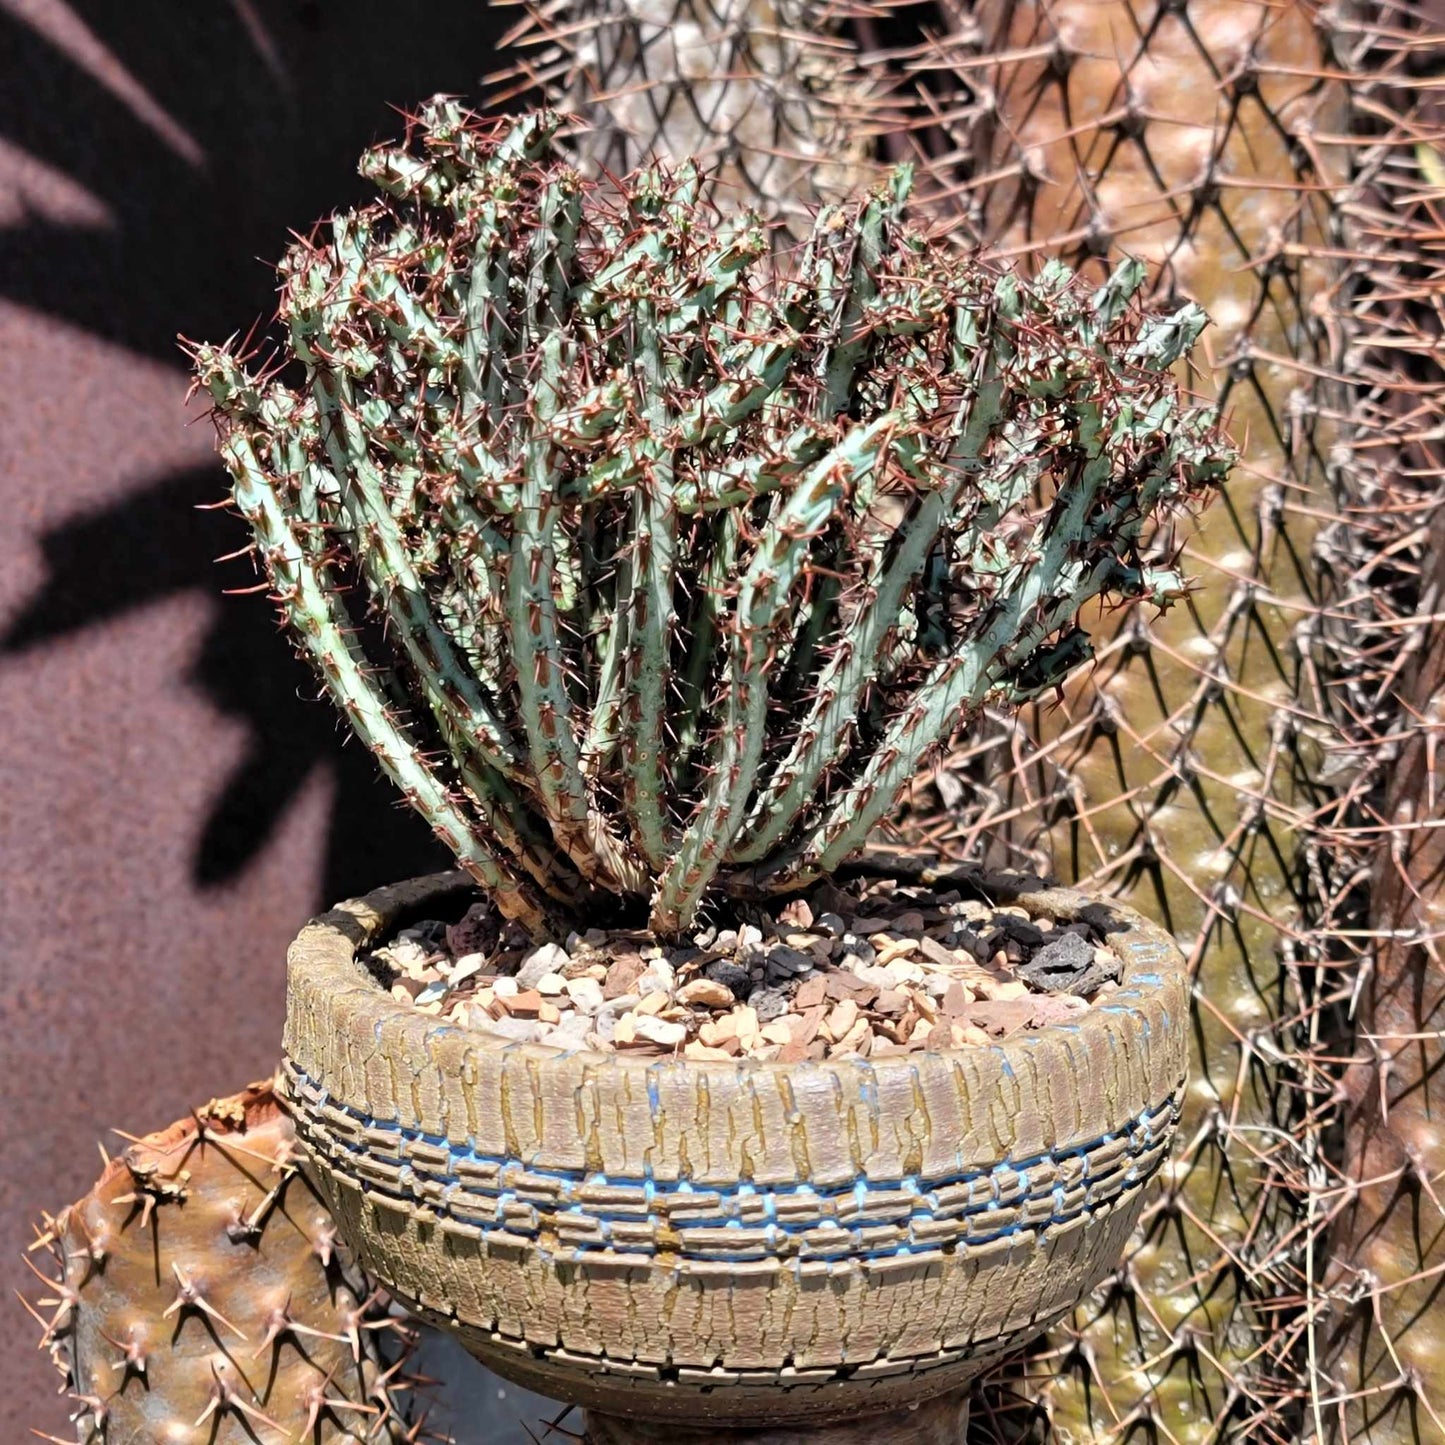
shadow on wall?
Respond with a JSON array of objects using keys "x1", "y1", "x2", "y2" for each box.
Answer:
[
  {"x1": 1, "y1": 5, "x2": 554, "y2": 1436},
  {"x1": 2, "y1": 459, "x2": 448, "y2": 900},
  {"x1": 0, "y1": 0, "x2": 546, "y2": 900}
]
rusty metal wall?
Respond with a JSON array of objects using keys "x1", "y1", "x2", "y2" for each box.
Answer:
[{"x1": 0, "y1": 5, "x2": 534, "y2": 1436}]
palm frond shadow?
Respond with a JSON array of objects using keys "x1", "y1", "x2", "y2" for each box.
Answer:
[
  {"x1": 2, "y1": 466, "x2": 444, "y2": 897},
  {"x1": 0, "y1": 0, "x2": 521, "y2": 901}
]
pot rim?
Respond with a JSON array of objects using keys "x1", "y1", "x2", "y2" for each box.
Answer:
[
  {"x1": 285, "y1": 864, "x2": 1184, "y2": 1075},
  {"x1": 283, "y1": 866, "x2": 1188, "y2": 1175}
]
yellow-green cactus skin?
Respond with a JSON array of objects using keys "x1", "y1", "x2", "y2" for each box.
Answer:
[{"x1": 919, "y1": 1, "x2": 1346, "y2": 1437}]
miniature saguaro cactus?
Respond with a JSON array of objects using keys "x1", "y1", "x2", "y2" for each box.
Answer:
[{"x1": 191, "y1": 101, "x2": 1228, "y2": 939}]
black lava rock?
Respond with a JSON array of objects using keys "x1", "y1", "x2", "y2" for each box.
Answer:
[
  {"x1": 703, "y1": 959, "x2": 752, "y2": 999},
  {"x1": 1015, "y1": 931, "x2": 1120, "y2": 997},
  {"x1": 765, "y1": 946, "x2": 814, "y2": 981},
  {"x1": 998, "y1": 914, "x2": 1046, "y2": 948}
]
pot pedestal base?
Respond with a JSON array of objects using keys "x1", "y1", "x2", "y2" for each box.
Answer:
[{"x1": 582, "y1": 1390, "x2": 970, "y2": 1445}]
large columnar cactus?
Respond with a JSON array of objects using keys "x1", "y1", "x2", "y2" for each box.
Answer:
[
  {"x1": 881, "y1": 0, "x2": 1445, "y2": 1438},
  {"x1": 897, "y1": 2, "x2": 1350, "y2": 1438},
  {"x1": 1330, "y1": 514, "x2": 1445, "y2": 1445},
  {"x1": 193, "y1": 102, "x2": 1227, "y2": 941},
  {"x1": 495, "y1": 0, "x2": 1445, "y2": 1436},
  {"x1": 492, "y1": 0, "x2": 880, "y2": 228},
  {"x1": 1321, "y1": 37, "x2": 1445, "y2": 1439}
]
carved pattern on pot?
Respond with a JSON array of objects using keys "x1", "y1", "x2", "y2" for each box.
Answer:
[{"x1": 280, "y1": 872, "x2": 1189, "y2": 1423}]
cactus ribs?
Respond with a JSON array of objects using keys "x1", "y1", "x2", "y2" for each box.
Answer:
[{"x1": 192, "y1": 102, "x2": 1227, "y2": 941}]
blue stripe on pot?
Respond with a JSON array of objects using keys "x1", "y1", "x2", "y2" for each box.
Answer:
[{"x1": 285, "y1": 1061, "x2": 1182, "y2": 1267}]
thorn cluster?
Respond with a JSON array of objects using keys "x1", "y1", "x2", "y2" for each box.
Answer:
[{"x1": 27, "y1": 1082, "x2": 425, "y2": 1443}]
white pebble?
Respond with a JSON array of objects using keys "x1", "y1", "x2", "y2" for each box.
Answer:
[
  {"x1": 550, "y1": 1013, "x2": 592, "y2": 1046},
  {"x1": 881, "y1": 960, "x2": 925, "y2": 987},
  {"x1": 596, "y1": 993, "x2": 639, "y2": 1017},
  {"x1": 449, "y1": 953, "x2": 485, "y2": 985},
  {"x1": 565, "y1": 977, "x2": 605, "y2": 1014},
  {"x1": 635, "y1": 1016, "x2": 686, "y2": 1048},
  {"x1": 637, "y1": 959, "x2": 675, "y2": 995},
  {"x1": 518, "y1": 942, "x2": 569, "y2": 989},
  {"x1": 481, "y1": 1016, "x2": 541, "y2": 1043},
  {"x1": 853, "y1": 964, "x2": 894, "y2": 990}
]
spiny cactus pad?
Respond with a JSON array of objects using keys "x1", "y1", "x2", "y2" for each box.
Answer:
[
  {"x1": 194, "y1": 102, "x2": 1227, "y2": 938},
  {"x1": 27, "y1": 1082, "x2": 420, "y2": 1444}
]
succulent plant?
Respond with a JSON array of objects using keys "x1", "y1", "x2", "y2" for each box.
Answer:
[
  {"x1": 26, "y1": 1082, "x2": 420, "y2": 1444},
  {"x1": 192, "y1": 101, "x2": 1227, "y2": 940}
]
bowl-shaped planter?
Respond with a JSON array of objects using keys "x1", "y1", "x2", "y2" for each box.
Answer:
[{"x1": 279, "y1": 871, "x2": 1187, "y2": 1432}]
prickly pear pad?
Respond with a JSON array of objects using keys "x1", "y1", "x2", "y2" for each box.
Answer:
[{"x1": 27, "y1": 1082, "x2": 421, "y2": 1444}]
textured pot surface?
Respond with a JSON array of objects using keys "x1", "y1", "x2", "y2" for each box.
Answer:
[{"x1": 280, "y1": 872, "x2": 1189, "y2": 1424}]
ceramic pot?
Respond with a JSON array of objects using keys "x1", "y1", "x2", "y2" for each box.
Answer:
[{"x1": 279, "y1": 870, "x2": 1187, "y2": 1430}]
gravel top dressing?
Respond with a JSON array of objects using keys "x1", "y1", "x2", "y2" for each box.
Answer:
[{"x1": 362, "y1": 876, "x2": 1125, "y2": 1062}]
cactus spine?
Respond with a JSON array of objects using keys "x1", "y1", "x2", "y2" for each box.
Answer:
[
  {"x1": 911, "y1": 3, "x2": 1349, "y2": 1438},
  {"x1": 194, "y1": 103, "x2": 1227, "y2": 940},
  {"x1": 27, "y1": 1082, "x2": 419, "y2": 1444},
  {"x1": 494, "y1": 0, "x2": 880, "y2": 228}
]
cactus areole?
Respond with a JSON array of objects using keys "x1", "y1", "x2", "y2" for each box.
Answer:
[{"x1": 193, "y1": 101, "x2": 1227, "y2": 943}]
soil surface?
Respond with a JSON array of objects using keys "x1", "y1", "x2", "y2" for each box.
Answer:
[{"x1": 362, "y1": 876, "x2": 1125, "y2": 1061}]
